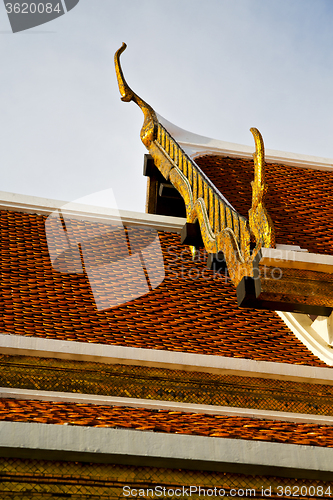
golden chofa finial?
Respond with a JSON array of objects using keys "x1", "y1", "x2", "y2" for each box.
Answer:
[
  {"x1": 248, "y1": 127, "x2": 275, "y2": 249},
  {"x1": 114, "y1": 43, "x2": 158, "y2": 147}
]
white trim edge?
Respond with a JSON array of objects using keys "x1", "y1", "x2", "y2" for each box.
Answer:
[
  {"x1": 157, "y1": 115, "x2": 333, "y2": 172},
  {"x1": 0, "y1": 190, "x2": 186, "y2": 232},
  {"x1": 2, "y1": 387, "x2": 333, "y2": 425},
  {"x1": 1, "y1": 421, "x2": 333, "y2": 479}
]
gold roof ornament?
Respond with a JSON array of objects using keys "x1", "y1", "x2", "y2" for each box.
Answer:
[
  {"x1": 115, "y1": 43, "x2": 158, "y2": 148},
  {"x1": 115, "y1": 44, "x2": 333, "y2": 317},
  {"x1": 114, "y1": 44, "x2": 260, "y2": 285},
  {"x1": 249, "y1": 127, "x2": 275, "y2": 250}
]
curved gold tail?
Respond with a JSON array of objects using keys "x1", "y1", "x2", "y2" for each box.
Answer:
[
  {"x1": 249, "y1": 127, "x2": 275, "y2": 248},
  {"x1": 114, "y1": 43, "x2": 158, "y2": 147}
]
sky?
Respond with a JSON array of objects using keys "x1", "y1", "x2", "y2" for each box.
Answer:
[{"x1": 1, "y1": 0, "x2": 333, "y2": 212}]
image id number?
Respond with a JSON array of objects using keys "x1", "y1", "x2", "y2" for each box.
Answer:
[
  {"x1": 5, "y1": 3, "x2": 62, "y2": 14},
  {"x1": 277, "y1": 485, "x2": 332, "y2": 497}
]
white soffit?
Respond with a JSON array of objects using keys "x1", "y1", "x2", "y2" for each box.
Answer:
[
  {"x1": 277, "y1": 312, "x2": 333, "y2": 367},
  {"x1": 157, "y1": 115, "x2": 333, "y2": 172}
]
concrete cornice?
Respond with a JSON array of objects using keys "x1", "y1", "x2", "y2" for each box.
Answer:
[
  {"x1": 1, "y1": 333, "x2": 332, "y2": 385},
  {"x1": 0, "y1": 190, "x2": 186, "y2": 233},
  {"x1": 2, "y1": 386, "x2": 333, "y2": 425},
  {"x1": 1, "y1": 420, "x2": 333, "y2": 480}
]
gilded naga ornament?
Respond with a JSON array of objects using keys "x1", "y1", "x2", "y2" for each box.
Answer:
[
  {"x1": 249, "y1": 128, "x2": 275, "y2": 249},
  {"x1": 115, "y1": 43, "x2": 158, "y2": 148},
  {"x1": 114, "y1": 43, "x2": 275, "y2": 289}
]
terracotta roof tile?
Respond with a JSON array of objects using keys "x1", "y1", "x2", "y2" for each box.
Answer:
[
  {"x1": 0, "y1": 209, "x2": 326, "y2": 366},
  {"x1": 1, "y1": 398, "x2": 333, "y2": 448},
  {"x1": 195, "y1": 155, "x2": 333, "y2": 255}
]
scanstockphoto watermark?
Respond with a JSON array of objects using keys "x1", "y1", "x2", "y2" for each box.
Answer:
[
  {"x1": 123, "y1": 485, "x2": 333, "y2": 498},
  {"x1": 45, "y1": 189, "x2": 166, "y2": 311},
  {"x1": 122, "y1": 485, "x2": 256, "y2": 498},
  {"x1": 3, "y1": 0, "x2": 80, "y2": 33},
  {"x1": 167, "y1": 246, "x2": 283, "y2": 282}
]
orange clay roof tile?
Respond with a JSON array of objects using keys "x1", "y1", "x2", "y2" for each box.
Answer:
[
  {"x1": 0, "y1": 208, "x2": 327, "y2": 366},
  {"x1": 1, "y1": 397, "x2": 333, "y2": 448}
]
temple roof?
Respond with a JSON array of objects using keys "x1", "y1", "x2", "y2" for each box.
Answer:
[
  {"x1": 0, "y1": 203, "x2": 326, "y2": 366},
  {"x1": 2, "y1": 46, "x2": 333, "y2": 482}
]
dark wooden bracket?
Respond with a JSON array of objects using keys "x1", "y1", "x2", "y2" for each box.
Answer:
[
  {"x1": 144, "y1": 154, "x2": 186, "y2": 218},
  {"x1": 159, "y1": 183, "x2": 182, "y2": 199},
  {"x1": 143, "y1": 154, "x2": 158, "y2": 178},
  {"x1": 180, "y1": 221, "x2": 204, "y2": 248}
]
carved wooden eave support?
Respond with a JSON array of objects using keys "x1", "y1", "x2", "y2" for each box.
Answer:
[{"x1": 115, "y1": 44, "x2": 333, "y2": 317}]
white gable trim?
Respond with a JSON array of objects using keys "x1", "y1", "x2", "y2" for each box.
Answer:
[{"x1": 157, "y1": 115, "x2": 333, "y2": 171}]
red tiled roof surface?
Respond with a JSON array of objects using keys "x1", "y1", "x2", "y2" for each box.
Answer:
[
  {"x1": 1, "y1": 398, "x2": 333, "y2": 447},
  {"x1": 195, "y1": 155, "x2": 333, "y2": 255},
  {"x1": 0, "y1": 209, "x2": 326, "y2": 366}
]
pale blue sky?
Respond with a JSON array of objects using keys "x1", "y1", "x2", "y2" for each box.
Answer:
[{"x1": 1, "y1": 0, "x2": 333, "y2": 211}]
